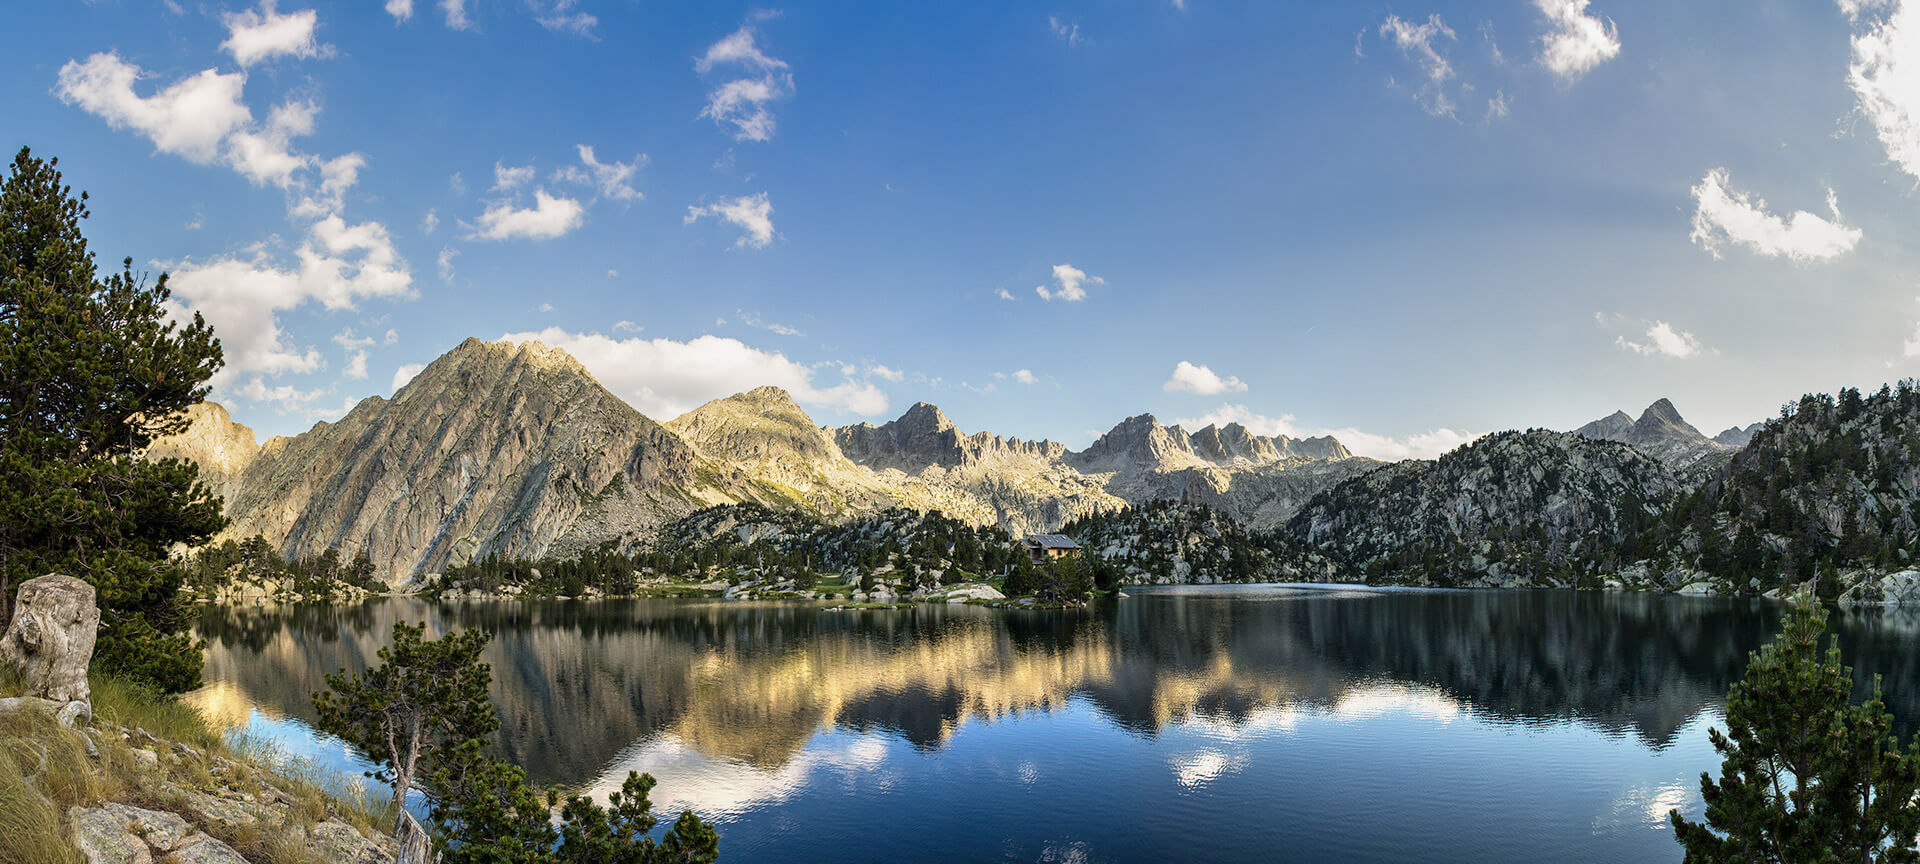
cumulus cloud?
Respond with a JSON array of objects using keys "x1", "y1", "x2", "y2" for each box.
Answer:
[
  {"x1": 1616, "y1": 320, "x2": 1705, "y2": 358},
  {"x1": 1378, "y1": 13, "x2": 1458, "y2": 117},
  {"x1": 224, "y1": 100, "x2": 317, "y2": 188},
  {"x1": 221, "y1": 2, "x2": 332, "y2": 67},
  {"x1": 1163, "y1": 361, "x2": 1248, "y2": 395},
  {"x1": 499, "y1": 328, "x2": 889, "y2": 418},
  {"x1": 1534, "y1": 0, "x2": 1620, "y2": 82},
  {"x1": 55, "y1": 53, "x2": 251, "y2": 164},
  {"x1": 392, "y1": 362, "x2": 427, "y2": 392},
  {"x1": 385, "y1": 0, "x2": 413, "y2": 21},
  {"x1": 1689, "y1": 168, "x2": 1861, "y2": 261},
  {"x1": 869, "y1": 365, "x2": 905, "y2": 382},
  {"x1": 1844, "y1": 0, "x2": 1920, "y2": 180},
  {"x1": 1174, "y1": 404, "x2": 1473, "y2": 462},
  {"x1": 437, "y1": 247, "x2": 457, "y2": 282},
  {"x1": 696, "y1": 24, "x2": 793, "y2": 142},
  {"x1": 470, "y1": 190, "x2": 586, "y2": 241},
  {"x1": 1035, "y1": 263, "x2": 1103, "y2": 301},
  {"x1": 1011, "y1": 369, "x2": 1038, "y2": 384},
  {"x1": 164, "y1": 216, "x2": 413, "y2": 389},
  {"x1": 58, "y1": 51, "x2": 369, "y2": 218},
  {"x1": 685, "y1": 193, "x2": 775, "y2": 249},
  {"x1": 238, "y1": 377, "x2": 326, "y2": 413},
  {"x1": 997, "y1": 288, "x2": 1016, "y2": 301}
]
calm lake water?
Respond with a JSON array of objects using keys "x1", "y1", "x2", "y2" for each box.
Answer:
[{"x1": 183, "y1": 585, "x2": 1920, "y2": 863}]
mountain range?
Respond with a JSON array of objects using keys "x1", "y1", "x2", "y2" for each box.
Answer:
[{"x1": 153, "y1": 338, "x2": 1428, "y2": 581}]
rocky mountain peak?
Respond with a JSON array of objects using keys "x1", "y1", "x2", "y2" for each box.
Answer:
[
  {"x1": 145, "y1": 401, "x2": 261, "y2": 504},
  {"x1": 1574, "y1": 399, "x2": 1727, "y2": 467}
]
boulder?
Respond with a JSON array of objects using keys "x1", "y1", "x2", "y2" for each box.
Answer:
[
  {"x1": 68, "y1": 804, "x2": 248, "y2": 864},
  {"x1": 303, "y1": 819, "x2": 396, "y2": 864},
  {"x1": 3, "y1": 574, "x2": 100, "y2": 703}
]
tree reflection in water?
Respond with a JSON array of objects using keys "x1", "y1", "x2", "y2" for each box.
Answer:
[{"x1": 194, "y1": 586, "x2": 1920, "y2": 798}]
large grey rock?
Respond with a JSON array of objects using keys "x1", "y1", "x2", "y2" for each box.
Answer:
[
  {"x1": 304, "y1": 819, "x2": 396, "y2": 864},
  {"x1": 3, "y1": 574, "x2": 100, "y2": 703},
  {"x1": 68, "y1": 804, "x2": 247, "y2": 864}
]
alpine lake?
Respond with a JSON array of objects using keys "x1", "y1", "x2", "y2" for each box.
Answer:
[{"x1": 182, "y1": 585, "x2": 1920, "y2": 863}]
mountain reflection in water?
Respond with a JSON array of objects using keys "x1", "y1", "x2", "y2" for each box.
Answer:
[{"x1": 186, "y1": 586, "x2": 1920, "y2": 863}]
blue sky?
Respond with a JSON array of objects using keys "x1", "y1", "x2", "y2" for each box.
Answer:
[{"x1": 7, "y1": 0, "x2": 1920, "y2": 458}]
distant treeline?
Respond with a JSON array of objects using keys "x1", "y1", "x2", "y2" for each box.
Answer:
[{"x1": 185, "y1": 535, "x2": 384, "y2": 598}]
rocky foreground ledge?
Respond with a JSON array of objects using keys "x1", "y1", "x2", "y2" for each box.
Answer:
[{"x1": 4, "y1": 695, "x2": 398, "y2": 864}]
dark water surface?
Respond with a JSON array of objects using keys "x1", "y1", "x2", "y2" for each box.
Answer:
[{"x1": 186, "y1": 585, "x2": 1920, "y2": 863}]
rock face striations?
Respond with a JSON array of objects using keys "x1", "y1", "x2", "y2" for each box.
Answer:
[
  {"x1": 208, "y1": 339, "x2": 780, "y2": 580},
  {"x1": 150, "y1": 339, "x2": 1372, "y2": 583},
  {"x1": 143, "y1": 402, "x2": 261, "y2": 504}
]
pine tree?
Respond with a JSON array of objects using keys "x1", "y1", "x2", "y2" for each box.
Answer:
[
  {"x1": 0, "y1": 147, "x2": 225, "y2": 692},
  {"x1": 1670, "y1": 598, "x2": 1920, "y2": 862},
  {"x1": 313, "y1": 622, "x2": 500, "y2": 835}
]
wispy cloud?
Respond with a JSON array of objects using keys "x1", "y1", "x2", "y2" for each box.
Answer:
[{"x1": 695, "y1": 23, "x2": 793, "y2": 142}]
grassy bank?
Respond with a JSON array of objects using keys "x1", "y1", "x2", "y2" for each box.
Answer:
[{"x1": 0, "y1": 669, "x2": 392, "y2": 864}]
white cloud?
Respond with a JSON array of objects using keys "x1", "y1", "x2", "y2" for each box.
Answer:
[
  {"x1": 384, "y1": 329, "x2": 398, "y2": 345},
  {"x1": 499, "y1": 329, "x2": 890, "y2": 418},
  {"x1": 437, "y1": 247, "x2": 458, "y2": 282},
  {"x1": 1844, "y1": 0, "x2": 1920, "y2": 180},
  {"x1": 1174, "y1": 403, "x2": 1473, "y2": 461},
  {"x1": 997, "y1": 288, "x2": 1016, "y2": 301},
  {"x1": 1378, "y1": 14, "x2": 1458, "y2": 117},
  {"x1": 685, "y1": 193, "x2": 775, "y2": 249},
  {"x1": 1049, "y1": 16, "x2": 1084, "y2": 46},
  {"x1": 493, "y1": 162, "x2": 535, "y2": 191},
  {"x1": 531, "y1": 0, "x2": 596, "y2": 37},
  {"x1": 1616, "y1": 320, "x2": 1705, "y2": 358},
  {"x1": 332, "y1": 328, "x2": 374, "y2": 350},
  {"x1": 1486, "y1": 91, "x2": 1511, "y2": 121},
  {"x1": 391, "y1": 362, "x2": 426, "y2": 392},
  {"x1": 471, "y1": 190, "x2": 586, "y2": 241},
  {"x1": 1534, "y1": 0, "x2": 1620, "y2": 82},
  {"x1": 224, "y1": 100, "x2": 317, "y2": 189},
  {"x1": 308, "y1": 395, "x2": 360, "y2": 422},
  {"x1": 221, "y1": 2, "x2": 332, "y2": 67},
  {"x1": 555, "y1": 145, "x2": 644, "y2": 201},
  {"x1": 58, "y1": 51, "x2": 370, "y2": 219},
  {"x1": 423, "y1": 209, "x2": 438, "y2": 234},
  {"x1": 1011, "y1": 369, "x2": 1038, "y2": 384},
  {"x1": 441, "y1": 0, "x2": 471, "y2": 30},
  {"x1": 238, "y1": 377, "x2": 326, "y2": 413},
  {"x1": 55, "y1": 53, "x2": 251, "y2": 164},
  {"x1": 1689, "y1": 168, "x2": 1861, "y2": 262},
  {"x1": 1163, "y1": 361, "x2": 1248, "y2": 394},
  {"x1": 870, "y1": 365, "x2": 905, "y2": 382},
  {"x1": 343, "y1": 351, "x2": 369, "y2": 379},
  {"x1": 165, "y1": 216, "x2": 414, "y2": 390},
  {"x1": 1035, "y1": 263, "x2": 1103, "y2": 301},
  {"x1": 385, "y1": 0, "x2": 413, "y2": 22},
  {"x1": 696, "y1": 25, "x2": 793, "y2": 142}
]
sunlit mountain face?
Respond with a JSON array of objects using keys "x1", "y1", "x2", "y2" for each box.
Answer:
[{"x1": 188, "y1": 587, "x2": 1920, "y2": 862}]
